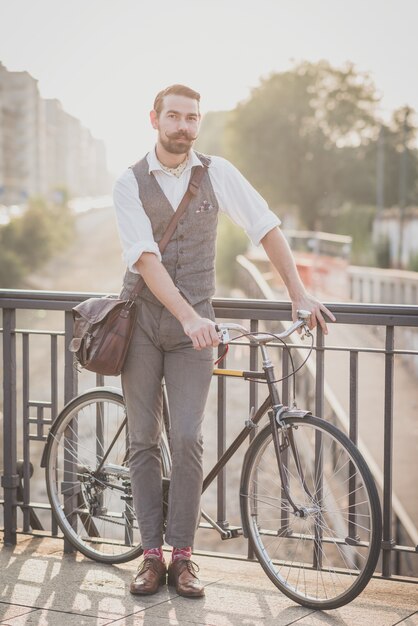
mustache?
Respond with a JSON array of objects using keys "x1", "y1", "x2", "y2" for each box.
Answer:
[{"x1": 165, "y1": 130, "x2": 198, "y2": 141}]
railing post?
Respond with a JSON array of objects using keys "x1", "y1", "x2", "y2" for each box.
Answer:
[
  {"x1": 64, "y1": 310, "x2": 77, "y2": 403},
  {"x1": 382, "y1": 325, "x2": 395, "y2": 576},
  {"x1": 63, "y1": 310, "x2": 78, "y2": 553},
  {"x1": 249, "y1": 319, "x2": 259, "y2": 427},
  {"x1": 315, "y1": 327, "x2": 324, "y2": 419},
  {"x1": 313, "y1": 326, "x2": 325, "y2": 569},
  {"x1": 22, "y1": 332, "x2": 30, "y2": 532},
  {"x1": 348, "y1": 350, "x2": 359, "y2": 540},
  {"x1": 1, "y1": 308, "x2": 18, "y2": 545},
  {"x1": 349, "y1": 351, "x2": 359, "y2": 444},
  {"x1": 247, "y1": 318, "x2": 259, "y2": 560},
  {"x1": 216, "y1": 344, "x2": 227, "y2": 528}
]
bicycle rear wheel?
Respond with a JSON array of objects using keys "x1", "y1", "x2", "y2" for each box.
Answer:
[
  {"x1": 45, "y1": 388, "x2": 171, "y2": 564},
  {"x1": 240, "y1": 415, "x2": 381, "y2": 610}
]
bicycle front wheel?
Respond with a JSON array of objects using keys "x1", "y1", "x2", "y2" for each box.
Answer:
[
  {"x1": 241, "y1": 415, "x2": 382, "y2": 610},
  {"x1": 45, "y1": 388, "x2": 171, "y2": 564}
]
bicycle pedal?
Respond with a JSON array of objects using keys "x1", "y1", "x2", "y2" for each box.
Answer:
[{"x1": 220, "y1": 527, "x2": 242, "y2": 540}]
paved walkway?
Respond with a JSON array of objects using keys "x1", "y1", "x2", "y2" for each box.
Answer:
[{"x1": 0, "y1": 534, "x2": 417, "y2": 626}]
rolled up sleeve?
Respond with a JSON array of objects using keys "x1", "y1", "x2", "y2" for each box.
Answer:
[
  {"x1": 209, "y1": 157, "x2": 280, "y2": 246},
  {"x1": 113, "y1": 169, "x2": 161, "y2": 274},
  {"x1": 246, "y1": 212, "x2": 281, "y2": 246}
]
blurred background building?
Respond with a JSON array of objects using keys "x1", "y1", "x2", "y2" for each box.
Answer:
[{"x1": 0, "y1": 62, "x2": 111, "y2": 205}]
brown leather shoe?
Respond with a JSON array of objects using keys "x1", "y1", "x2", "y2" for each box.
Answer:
[
  {"x1": 167, "y1": 559, "x2": 205, "y2": 598},
  {"x1": 130, "y1": 558, "x2": 167, "y2": 595}
]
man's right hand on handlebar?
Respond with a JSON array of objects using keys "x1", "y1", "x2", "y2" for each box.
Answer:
[{"x1": 183, "y1": 315, "x2": 220, "y2": 350}]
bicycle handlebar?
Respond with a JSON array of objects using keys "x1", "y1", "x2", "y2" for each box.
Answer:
[{"x1": 215, "y1": 309, "x2": 312, "y2": 344}]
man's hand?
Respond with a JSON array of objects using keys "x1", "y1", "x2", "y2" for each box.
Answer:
[
  {"x1": 136, "y1": 254, "x2": 220, "y2": 348},
  {"x1": 291, "y1": 293, "x2": 336, "y2": 335},
  {"x1": 183, "y1": 316, "x2": 220, "y2": 350},
  {"x1": 260, "y1": 228, "x2": 336, "y2": 335}
]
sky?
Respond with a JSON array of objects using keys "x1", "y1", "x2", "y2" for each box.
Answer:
[{"x1": 1, "y1": 0, "x2": 418, "y2": 175}]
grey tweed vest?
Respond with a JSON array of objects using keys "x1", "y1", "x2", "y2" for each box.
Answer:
[{"x1": 123, "y1": 152, "x2": 219, "y2": 306}]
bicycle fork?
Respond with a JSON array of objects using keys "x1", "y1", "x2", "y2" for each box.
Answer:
[
  {"x1": 269, "y1": 408, "x2": 315, "y2": 517},
  {"x1": 261, "y1": 344, "x2": 319, "y2": 528}
]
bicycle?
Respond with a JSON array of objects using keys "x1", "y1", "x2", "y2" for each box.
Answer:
[{"x1": 41, "y1": 310, "x2": 382, "y2": 610}]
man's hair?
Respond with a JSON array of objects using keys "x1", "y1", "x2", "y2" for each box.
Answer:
[{"x1": 153, "y1": 84, "x2": 201, "y2": 116}]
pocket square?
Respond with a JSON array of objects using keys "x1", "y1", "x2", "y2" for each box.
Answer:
[{"x1": 196, "y1": 200, "x2": 214, "y2": 213}]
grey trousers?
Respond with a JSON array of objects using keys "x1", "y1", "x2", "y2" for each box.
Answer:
[{"x1": 121, "y1": 297, "x2": 214, "y2": 549}]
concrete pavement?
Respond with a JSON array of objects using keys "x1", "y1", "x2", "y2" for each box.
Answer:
[{"x1": 0, "y1": 533, "x2": 417, "y2": 626}]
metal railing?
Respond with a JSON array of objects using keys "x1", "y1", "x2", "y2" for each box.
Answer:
[
  {"x1": 349, "y1": 265, "x2": 418, "y2": 306},
  {"x1": 1, "y1": 289, "x2": 418, "y2": 581}
]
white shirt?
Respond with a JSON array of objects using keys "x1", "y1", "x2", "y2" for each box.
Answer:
[{"x1": 113, "y1": 148, "x2": 280, "y2": 274}]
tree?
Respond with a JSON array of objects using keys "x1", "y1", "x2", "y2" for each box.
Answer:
[
  {"x1": 379, "y1": 107, "x2": 418, "y2": 209},
  {"x1": 215, "y1": 214, "x2": 249, "y2": 287},
  {"x1": 195, "y1": 111, "x2": 231, "y2": 156},
  {"x1": 0, "y1": 197, "x2": 75, "y2": 288},
  {"x1": 224, "y1": 61, "x2": 381, "y2": 228}
]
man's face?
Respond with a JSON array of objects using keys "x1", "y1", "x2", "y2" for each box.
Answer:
[{"x1": 151, "y1": 94, "x2": 201, "y2": 155}]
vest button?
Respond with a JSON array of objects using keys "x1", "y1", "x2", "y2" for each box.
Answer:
[
  {"x1": 179, "y1": 234, "x2": 184, "y2": 240},
  {"x1": 179, "y1": 249, "x2": 184, "y2": 254},
  {"x1": 177, "y1": 264, "x2": 182, "y2": 269}
]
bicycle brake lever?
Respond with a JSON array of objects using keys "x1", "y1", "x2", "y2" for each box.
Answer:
[{"x1": 218, "y1": 327, "x2": 230, "y2": 344}]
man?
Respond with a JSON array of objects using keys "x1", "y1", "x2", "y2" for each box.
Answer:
[{"x1": 113, "y1": 84, "x2": 335, "y2": 598}]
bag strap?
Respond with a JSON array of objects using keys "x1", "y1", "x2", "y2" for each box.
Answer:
[
  {"x1": 158, "y1": 163, "x2": 207, "y2": 252},
  {"x1": 128, "y1": 160, "x2": 209, "y2": 300}
]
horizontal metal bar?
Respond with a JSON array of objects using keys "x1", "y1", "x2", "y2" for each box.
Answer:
[
  {"x1": 392, "y1": 545, "x2": 418, "y2": 554},
  {"x1": 311, "y1": 345, "x2": 418, "y2": 356},
  {"x1": 0, "y1": 500, "x2": 52, "y2": 510},
  {"x1": 5, "y1": 323, "x2": 417, "y2": 357},
  {"x1": 0, "y1": 328, "x2": 65, "y2": 337},
  {"x1": 215, "y1": 298, "x2": 418, "y2": 319},
  {"x1": 1, "y1": 290, "x2": 418, "y2": 326},
  {"x1": 225, "y1": 337, "x2": 417, "y2": 357},
  {"x1": 0, "y1": 298, "x2": 78, "y2": 311},
  {"x1": 28, "y1": 401, "x2": 52, "y2": 408}
]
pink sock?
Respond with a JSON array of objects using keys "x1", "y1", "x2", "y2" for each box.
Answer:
[
  {"x1": 172, "y1": 546, "x2": 192, "y2": 562},
  {"x1": 143, "y1": 547, "x2": 164, "y2": 562}
]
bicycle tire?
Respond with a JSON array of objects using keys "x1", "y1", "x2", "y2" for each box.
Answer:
[
  {"x1": 240, "y1": 415, "x2": 382, "y2": 610},
  {"x1": 45, "y1": 387, "x2": 171, "y2": 564}
]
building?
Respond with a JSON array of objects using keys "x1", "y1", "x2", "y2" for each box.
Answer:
[
  {"x1": 0, "y1": 62, "x2": 111, "y2": 205},
  {"x1": 0, "y1": 62, "x2": 46, "y2": 204}
]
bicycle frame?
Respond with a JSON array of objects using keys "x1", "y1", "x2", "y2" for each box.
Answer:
[{"x1": 198, "y1": 344, "x2": 312, "y2": 539}]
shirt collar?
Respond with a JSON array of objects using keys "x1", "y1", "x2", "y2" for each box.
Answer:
[{"x1": 147, "y1": 148, "x2": 203, "y2": 175}]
